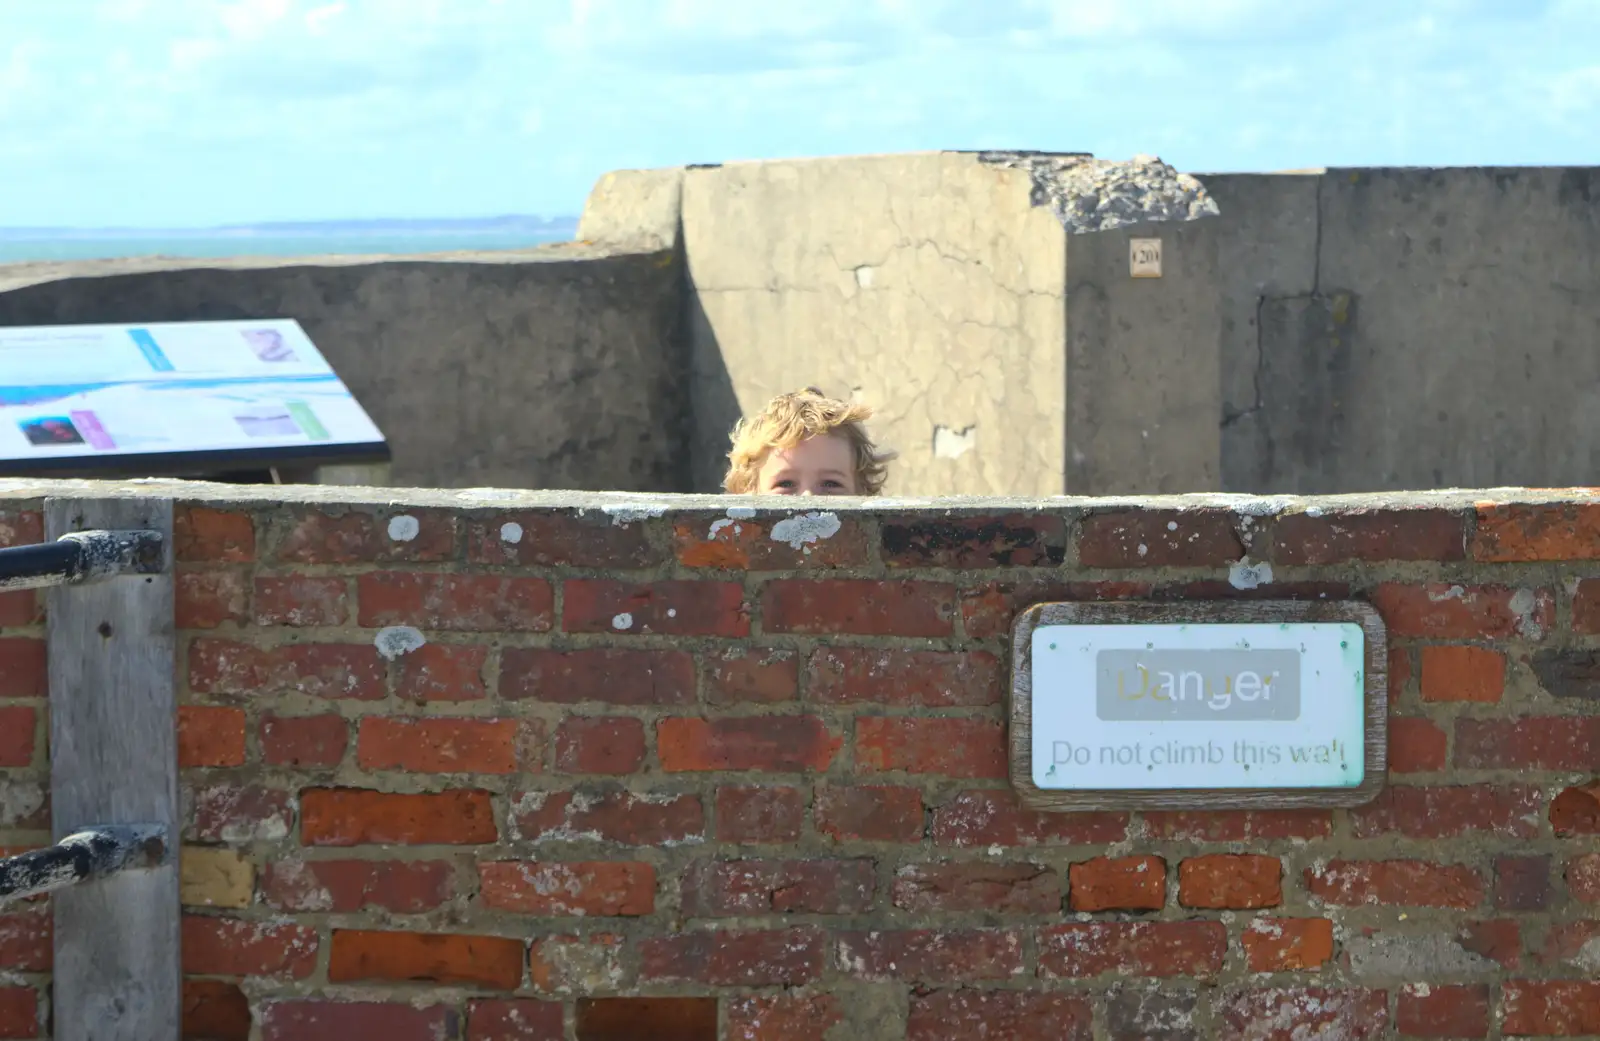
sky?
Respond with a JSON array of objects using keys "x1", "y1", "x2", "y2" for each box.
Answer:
[{"x1": 1, "y1": 0, "x2": 1596, "y2": 228}]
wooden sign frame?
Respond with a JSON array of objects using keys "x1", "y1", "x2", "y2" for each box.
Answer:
[{"x1": 1009, "y1": 600, "x2": 1387, "y2": 811}]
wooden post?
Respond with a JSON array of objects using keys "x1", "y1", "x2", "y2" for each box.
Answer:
[{"x1": 46, "y1": 497, "x2": 178, "y2": 1041}]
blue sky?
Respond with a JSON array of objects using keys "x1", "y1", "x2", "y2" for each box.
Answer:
[{"x1": 2, "y1": 0, "x2": 1596, "y2": 228}]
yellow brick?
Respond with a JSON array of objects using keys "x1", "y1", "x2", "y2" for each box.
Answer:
[{"x1": 180, "y1": 846, "x2": 254, "y2": 909}]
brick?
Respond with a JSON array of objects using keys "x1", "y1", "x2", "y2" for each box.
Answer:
[
  {"x1": 1153, "y1": 579, "x2": 1353, "y2": 602},
  {"x1": 0, "y1": 707, "x2": 34, "y2": 768},
  {"x1": 960, "y1": 580, "x2": 1149, "y2": 639},
  {"x1": 933, "y1": 790, "x2": 1128, "y2": 847},
  {"x1": 727, "y1": 993, "x2": 843, "y2": 1041},
  {"x1": 328, "y1": 929, "x2": 522, "y2": 989},
  {"x1": 1219, "y1": 989, "x2": 1387, "y2": 1041},
  {"x1": 468, "y1": 999, "x2": 564, "y2": 1041},
  {"x1": 1396, "y1": 983, "x2": 1489, "y2": 1039},
  {"x1": 1349, "y1": 785, "x2": 1543, "y2": 840},
  {"x1": 1574, "y1": 579, "x2": 1600, "y2": 633},
  {"x1": 1243, "y1": 917, "x2": 1335, "y2": 971},
  {"x1": 0, "y1": 784, "x2": 46, "y2": 831},
  {"x1": 1419, "y1": 646, "x2": 1505, "y2": 703},
  {"x1": 528, "y1": 934, "x2": 626, "y2": 994},
  {"x1": 705, "y1": 649, "x2": 799, "y2": 705},
  {"x1": 1570, "y1": 854, "x2": 1600, "y2": 903},
  {"x1": 183, "y1": 979, "x2": 251, "y2": 1041},
  {"x1": 396, "y1": 643, "x2": 488, "y2": 702},
  {"x1": 356, "y1": 716, "x2": 537, "y2": 774},
  {"x1": 681, "y1": 858, "x2": 876, "y2": 916},
  {"x1": 839, "y1": 929, "x2": 1023, "y2": 983},
  {"x1": 1141, "y1": 809, "x2": 1333, "y2": 841},
  {"x1": 1457, "y1": 919, "x2": 1523, "y2": 969},
  {"x1": 1539, "y1": 920, "x2": 1600, "y2": 969},
  {"x1": 188, "y1": 640, "x2": 384, "y2": 700},
  {"x1": 1178, "y1": 854, "x2": 1281, "y2": 909},
  {"x1": 0, "y1": 512, "x2": 41, "y2": 548},
  {"x1": 1103, "y1": 991, "x2": 1198, "y2": 1041},
  {"x1": 762, "y1": 579, "x2": 955, "y2": 636},
  {"x1": 672, "y1": 513, "x2": 870, "y2": 570},
  {"x1": 554, "y1": 716, "x2": 645, "y2": 774},
  {"x1": 1306, "y1": 860, "x2": 1483, "y2": 909},
  {"x1": 1389, "y1": 717, "x2": 1448, "y2": 773},
  {"x1": 274, "y1": 509, "x2": 456, "y2": 563},
  {"x1": 1078, "y1": 509, "x2": 1243, "y2": 568},
  {"x1": 480, "y1": 861, "x2": 655, "y2": 916},
  {"x1": 0, "y1": 910, "x2": 49, "y2": 971},
  {"x1": 0, "y1": 988, "x2": 36, "y2": 1041},
  {"x1": 513, "y1": 790, "x2": 704, "y2": 845},
  {"x1": 881, "y1": 514, "x2": 1066, "y2": 568},
  {"x1": 181, "y1": 914, "x2": 318, "y2": 978},
  {"x1": 253, "y1": 576, "x2": 349, "y2": 626},
  {"x1": 563, "y1": 579, "x2": 748, "y2": 637},
  {"x1": 1455, "y1": 717, "x2": 1600, "y2": 771},
  {"x1": 814, "y1": 785, "x2": 924, "y2": 843},
  {"x1": 907, "y1": 990, "x2": 1092, "y2": 1041},
  {"x1": 177, "y1": 570, "x2": 249, "y2": 629},
  {"x1": 574, "y1": 998, "x2": 720, "y2": 1041},
  {"x1": 638, "y1": 928, "x2": 824, "y2": 986},
  {"x1": 261, "y1": 858, "x2": 452, "y2": 913},
  {"x1": 188, "y1": 784, "x2": 293, "y2": 843},
  {"x1": 807, "y1": 648, "x2": 1000, "y2": 707},
  {"x1": 1038, "y1": 922, "x2": 1226, "y2": 978},
  {"x1": 501, "y1": 648, "x2": 695, "y2": 706},
  {"x1": 1530, "y1": 649, "x2": 1600, "y2": 701},
  {"x1": 1473, "y1": 502, "x2": 1600, "y2": 561},
  {"x1": 358, "y1": 572, "x2": 551, "y2": 631},
  {"x1": 716, "y1": 786, "x2": 803, "y2": 844},
  {"x1": 180, "y1": 847, "x2": 255, "y2": 909},
  {"x1": 1495, "y1": 855, "x2": 1551, "y2": 911},
  {"x1": 1551, "y1": 782, "x2": 1600, "y2": 836},
  {"x1": 1269, "y1": 508, "x2": 1466, "y2": 564},
  {"x1": 300, "y1": 787, "x2": 496, "y2": 846},
  {"x1": 893, "y1": 863, "x2": 1059, "y2": 914},
  {"x1": 658, "y1": 716, "x2": 840, "y2": 773},
  {"x1": 0, "y1": 639, "x2": 45, "y2": 697},
  {"x1": 0, "y1": 591, "x2": 36, "y2": 629},
  {"x1": 1068, "y1": 855, "x2": 1166, "y2": 912},
  {"x1": 1371, "y1": 583, "x2": 1553, "y2": 639},
  {"x1": 854, "y1": 717, "x2": 1005, "y2": 779},
  {"x1": 177, "y1": 705, "x2": 247, "y2": 767},
  {"x1": 176, "y1": 507, "x2": 255, "y2": 562},
  {"x1": 469, "y1": 511, "x2": 661, "y2": 567},
  {"x1": 258, "y1": 1000, "x2": 459, "y2": 1041},
  {"x1": 260, "y1": 714, "x2": 348, "y2": 767},
  {"x1": 1502, "y1": 981, "x2": 1600, "y2": 1037}
]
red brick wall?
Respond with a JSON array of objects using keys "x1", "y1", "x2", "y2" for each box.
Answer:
[{"x1": 2, "y1": 490, "x2": 1599, "y2": 1040}]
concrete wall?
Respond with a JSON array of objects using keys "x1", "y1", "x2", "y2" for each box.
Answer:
[
  {"x1": 1072, "y1": 166, "x2": 1600, "y2": 495},
  {"x1": 5, "y1": 480, "x2": 1600, "y2": 1039},
  {"x1": 680, "y1": 153, "x2": 1067, "y2": 496},
  {"x1": 0, "y1": 244, "x2": 689, "y2": 492}
]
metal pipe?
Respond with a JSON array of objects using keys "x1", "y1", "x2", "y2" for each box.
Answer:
[
  {"x1": 0, "y1": 825, "x2": 168, "y2": 906},
  {"x1": 0, "y1": 530, "x2": 165, "y2": 592}
]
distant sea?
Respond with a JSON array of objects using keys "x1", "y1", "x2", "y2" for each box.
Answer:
[{"x1": 0, "y1": 216, "x2": 580, "y2": 264}]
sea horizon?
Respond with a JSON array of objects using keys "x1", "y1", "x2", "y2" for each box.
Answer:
[{"x1": 0, "y1": 215, "x2": 581, "y2": 263}]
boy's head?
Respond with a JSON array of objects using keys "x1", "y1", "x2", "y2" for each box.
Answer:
[{"x1": 723, "y1": 387, "x2": 891, "y2": 496}]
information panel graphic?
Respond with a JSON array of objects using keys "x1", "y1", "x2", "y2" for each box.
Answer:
[{"x1": 0, "y1": 319, "x2": 387, "y2": 472}]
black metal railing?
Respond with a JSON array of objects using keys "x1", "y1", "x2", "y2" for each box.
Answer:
[
  {"x1": 0, "y1": 529, "x2": 165, "y2": 591},
  {"x1": 0, "y1": 825, "x2": 167, "y2": 905}
]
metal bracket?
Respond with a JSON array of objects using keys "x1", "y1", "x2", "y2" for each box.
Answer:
[
  {"x1": 0, "y1": 824, "x2": 168, "y2": 906},
  {"x1": 0, "y1": 530, "x2": 165, "y2": 592}
]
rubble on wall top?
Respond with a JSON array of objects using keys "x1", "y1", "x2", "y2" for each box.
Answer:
[{"x1": 978, "y1": 151, "x2": 1222, "y2": 235}]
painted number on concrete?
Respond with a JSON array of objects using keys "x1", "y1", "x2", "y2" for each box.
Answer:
[{"x1": 1130, "y1": 238, "x2": 1163, "y2": 278}]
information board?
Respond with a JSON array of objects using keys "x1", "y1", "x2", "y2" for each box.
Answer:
[
  {"x1": 0, "y1": 319, "x2": 388, "y2": 474},
  {"x1": 1010, "y1": 601, "x2": 1386, "y2": 811}
]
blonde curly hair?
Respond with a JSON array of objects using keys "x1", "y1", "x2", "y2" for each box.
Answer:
[{"x1": 723, "y1": 387, "x2": 892, "y2": 495}]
